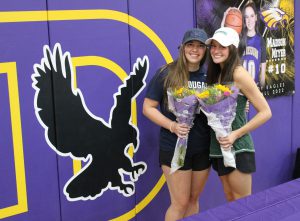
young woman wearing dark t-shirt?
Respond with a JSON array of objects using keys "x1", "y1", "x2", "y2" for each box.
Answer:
[{"x1": 143, "y1": 28, "x2": 211, "y2": 221}]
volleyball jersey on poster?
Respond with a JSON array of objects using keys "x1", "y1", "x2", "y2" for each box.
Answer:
[{"x1": 242, "y1": 34, "x2": 266, "y2": 83}]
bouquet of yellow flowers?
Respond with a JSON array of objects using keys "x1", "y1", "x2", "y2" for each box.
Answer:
[
  {"x1": 196, "y1": 84, "x2": 233, "y2": 105},
  {"x1": 172, "y1": 87, "x2": 196, "y2": 98},
  {"x1": 197, "y1": 84, "x2": 239, "y2": 168},
  {"x1": 167, "y1": 87, "x2": 198, "y2": 173}
]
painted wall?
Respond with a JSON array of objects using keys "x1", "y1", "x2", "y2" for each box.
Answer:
[
  {"x1": 0, "y1": 0, "x2": 298, "y2": 220},
  {"x1": 292, "y1": 0, "x2": 300, "y2": 167}
]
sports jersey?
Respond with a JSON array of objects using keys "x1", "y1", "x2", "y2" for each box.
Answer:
[
  {"x1": 242, "y1": 34, "x2": 266, "y2": 84},
  {"x1": 210, "y1": 95, "x2": 254, "y2": 157},
  {"x1": 145, "y1": 65, "x2": 210, "y2": 153}
]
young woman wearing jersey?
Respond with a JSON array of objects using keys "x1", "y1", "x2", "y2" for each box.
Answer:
[
  {"x1": 205, "y1": 27, "x2": 271, "y2": 201},
  {"x1": 241, "y1": 1, "x2": 267, "y2": 88}
]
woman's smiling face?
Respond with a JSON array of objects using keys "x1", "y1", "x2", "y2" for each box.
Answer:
[
  {"x1": 184, "y1": 40, "x2": 206, "y2": 67},
  {"x1": 244, "y1": 6, "x2": 257, "y2": 32},
  {"x1": 209, "y1": 40, "x2": 229, "y2": 66}
]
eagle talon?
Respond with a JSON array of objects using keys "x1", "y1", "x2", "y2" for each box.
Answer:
[
  {"x1": 130, "y1": 164, "x2": 146, "y2": 181},
  {"x1": 121, "y1": 184, "x2": 134, "y2": 195}
]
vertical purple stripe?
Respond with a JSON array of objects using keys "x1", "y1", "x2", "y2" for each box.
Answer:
[{"x1": 0, "y1": 74, "x2": 17, "y2": 208}]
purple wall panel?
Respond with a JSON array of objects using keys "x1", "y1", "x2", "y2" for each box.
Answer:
[
  {"x1": 45, "y1": 1, "x2": 136, "y2": 221},
  {"x1": 252, "y1": 97, "x2": 293, "y2": 188},
  {"x1": 0, "y1": 1, "x2": 61, "y2": 221},
  {"x1": 0, "y1": 75, "x2": 17, "y2": 208},
  {"x1": 46, "y1": 0, "x2": 127, "y2": 11},
  {"x1": 292, "y1": 0, "x2": 300, "y2": 157},
  {"x1": 128, "y1": 1, "x2": 195, "y2": 220},
  {"x1": 0, "y1": 0, "x2": 47, "y2": 11}
]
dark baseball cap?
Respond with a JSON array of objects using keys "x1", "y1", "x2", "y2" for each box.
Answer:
[{"x1": 182, "y1": 28, "x2": 208, "y2": 45}]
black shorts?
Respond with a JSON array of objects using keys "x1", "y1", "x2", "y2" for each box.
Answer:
[
  {"x1": 159, "y1": 149, "x2": 211, "y2": 171},
  {"x1": 211, "y1": 152, "x2": 256, "y2": 176}
]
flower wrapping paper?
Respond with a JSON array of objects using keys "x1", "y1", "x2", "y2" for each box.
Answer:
[
  {"x1": 197, "y1": 84, "x2": 239, "y2": 168},
  {"x1": 167, "y1": 88, "x2": 198, "y2": 173}
]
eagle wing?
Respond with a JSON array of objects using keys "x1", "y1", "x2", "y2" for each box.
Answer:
[
  {"x1": 111, "y1": 56, "x2": 149, "y2": 126},
  {"x1": 32, "y1": 43, "x2": 108, "y2": 159},
  {"x1": 109, "y1": 56, "x2": 149, "y2": 151}
]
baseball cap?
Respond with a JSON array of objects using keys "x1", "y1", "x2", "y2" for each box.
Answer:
[
  {"x1": 205, "y1": 27, "x2": 239, "y2": 48},
  {"x1": 182, "y1": 28, "x2": 208, "y2": 45}
]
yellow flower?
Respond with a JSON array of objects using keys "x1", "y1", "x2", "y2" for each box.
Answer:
[
  {"x1": 215, "y1": 84, "x2": 232, "y2": 93},
  {"x1": 175, "y1": 87, "x2": 184, "y2": 96},
  {"x1": 196, "y1": 90, "x2": 210, "y2": 99}
]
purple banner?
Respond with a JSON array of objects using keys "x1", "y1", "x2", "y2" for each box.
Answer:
[{"x1": 196, "y1": 0, "x2": 294, "y2": 98}]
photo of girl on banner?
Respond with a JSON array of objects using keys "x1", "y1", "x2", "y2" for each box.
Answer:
[
  {"x1": 241, "y1": 2, "x2": 267, "y2": 89},
  {"x1": 196, "y1": 0, "x2": 294, "y2": 98}
]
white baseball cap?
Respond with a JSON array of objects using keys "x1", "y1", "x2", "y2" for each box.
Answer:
[{"x1": 205, "y1": 27, "x2": 240, "y2": 48}]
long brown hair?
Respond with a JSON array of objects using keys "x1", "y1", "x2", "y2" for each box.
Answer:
[
  {"x1": 241, "y1": 1, "x2": 260, "y2": 37},
  {"x1": 160, "y1": 42, "x2": 207, "y2": 106},
  {"x1": 240, "y1": 1, "x2": 260, "y2": 56},
  {"x1": 163, "y1": 43, "x2": 207, "y2": 90},
  {"x1": 206, "y1": 44, "x2": 240, "y2": 85},
  {"x1": 163, "y1": 45, "x2": 189, "y2": 91}
]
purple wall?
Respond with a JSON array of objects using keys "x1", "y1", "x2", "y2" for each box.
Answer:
[
  {"x1": 0, "y1": 0, "x2": 298, "y2": 220},
  {"x1": 292, "y1": 0, "x2": 300, "y2": 160}
]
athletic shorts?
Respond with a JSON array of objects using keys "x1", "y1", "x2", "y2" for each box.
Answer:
[
  {"x1": 159, "y1": 149, "x2": 211, "y2": 171},
  {"x1": 211, "y1": 152, "x2": 256, "y2": 176}
]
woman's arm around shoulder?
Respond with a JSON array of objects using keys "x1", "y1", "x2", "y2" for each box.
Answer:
[{"x1": 233, "y1": 65, "x2": 272, "y2": 137}]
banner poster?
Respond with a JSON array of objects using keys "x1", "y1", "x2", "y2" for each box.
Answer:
[{"x1": 196, "y1": 0, "x2": 294, "y2": 98}]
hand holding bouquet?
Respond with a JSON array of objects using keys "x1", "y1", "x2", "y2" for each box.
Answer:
[
  {"x1": 167, "y1": 87, "x2": 198, "y2": 173},
  {"x1": 196, "y1": 84, "x2": 239, "y2": 168}
]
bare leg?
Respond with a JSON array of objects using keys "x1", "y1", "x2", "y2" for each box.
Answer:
[
  {"x1": 219, "y1": 170, "x2": 252, "y2": 201},
  {"x1": 228, "y1": 170, "x2": 252, "y2": 200},
  {"x1": 184, "y1": 168, "x2": 210, "y2": 217},
  {"x1": 219, "y1": 175, "x2": 235, "y2": 202},
  {"x1": 162, "y1": 166, "x2": 192, "y2": 221}
]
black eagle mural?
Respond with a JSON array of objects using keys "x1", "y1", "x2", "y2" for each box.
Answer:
[{"x1": 32, "y1": 43, "x2": 149, "y2": 201}]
